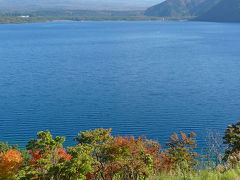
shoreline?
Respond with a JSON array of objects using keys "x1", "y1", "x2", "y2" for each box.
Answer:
[
  {"x1": 0, "y1": 19, "x2": 169, "y2": 25},
  {"x1": 0, "y1": 18, "x2": 236, "y2": 25},
  {"x1": 0, "y1": 14, "x2": 191, "y2": 25}
]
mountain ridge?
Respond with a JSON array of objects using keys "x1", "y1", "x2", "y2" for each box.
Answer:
[
  {"x1": 145, "y1": 0, "x2": 240, "y2": 22},
  {"x1": 194, "y1": 0, "x2": 240, "y2": 22},
  {"x1": 145, "y1": 0, "x2": 220, "y2": 18}
]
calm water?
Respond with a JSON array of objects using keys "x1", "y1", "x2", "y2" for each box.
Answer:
[{"x1": 0, "y1": 21, "x2": 240, "y2": 149}]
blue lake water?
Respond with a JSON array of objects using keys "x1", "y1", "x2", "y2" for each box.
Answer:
[{"x1": 0, "y1": 21, "x2": 240, "y2": 149}]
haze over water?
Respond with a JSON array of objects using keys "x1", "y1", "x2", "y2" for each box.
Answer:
[{"x1": 0, "y1": 21, "x2": 240, "y2": 149}]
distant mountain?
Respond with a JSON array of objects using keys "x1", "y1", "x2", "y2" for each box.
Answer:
[
  {"x1": 145, "y1": 0, "x2": 220, "y2": 19},
  {"x1": 194, "y1": 0, "x2": 240, "y2": 22},
  {"x1": 0, "y1": 0, "x2": 163, "y2": 11}
]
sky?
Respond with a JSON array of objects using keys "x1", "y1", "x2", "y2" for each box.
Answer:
[{"x1": 0, "y1": 0, "x2": 165, "y2": 10}]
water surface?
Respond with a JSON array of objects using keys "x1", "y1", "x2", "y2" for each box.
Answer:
[{"x1": 0, "y1": 21, "x2": 240, "y2": 149}]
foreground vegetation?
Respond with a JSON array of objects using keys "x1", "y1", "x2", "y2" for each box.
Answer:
[{"x1": 1, "y1": 122, "x2": 240, "y2": 179}]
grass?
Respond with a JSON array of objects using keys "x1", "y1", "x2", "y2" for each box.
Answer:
[{"x1": 150, "y1": 168, "x2": 240, "y2": 180}]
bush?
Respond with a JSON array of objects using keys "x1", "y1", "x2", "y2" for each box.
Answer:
[
  {"x1": 162, "y1": 131, "x2": 199, "y2": 176},
  {"x1": 6, "y1": 126, "x2": 240, "y2": 179},
  {"x1": 0, "y1": 149, "x2": 23, "y2": 179},
  {"x1": 223, "y1": 121, "x2": 240, "y2": 167}
]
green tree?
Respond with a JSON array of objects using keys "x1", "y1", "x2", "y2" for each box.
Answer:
[
  {"x1": 223, "y1": 121, "x2": 240, "y2": 166},
  {"x1": 74, "y1": 128, "x2": 113, "y2": 179},
  {"x1": 0, "y1": 142, "x2": 18, "y2": 153},
  {"x1": 163, "y1": 131, "x2": 199, "y2": 175},
  {"x1": 18, "y1": 130, "x2": 71, "y2": 179},
  {"x1": 74, "y1": 128, "x2": 113, "y2": 161},
  {"x1": 55, "y1": 144, "x2": 94, "y2": 180}
]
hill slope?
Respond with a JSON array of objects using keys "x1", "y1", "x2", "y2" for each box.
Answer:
[
  {"x1": 194, "y1": 0, "x2": 240, "y2": 22},
  {"x1": 145, "y1": 0, "x2": 220, "y2": 19}
]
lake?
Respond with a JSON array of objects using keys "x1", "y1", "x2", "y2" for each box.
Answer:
[{"x1": 0, "y1": 21, "x2": 240, "y2": 149}]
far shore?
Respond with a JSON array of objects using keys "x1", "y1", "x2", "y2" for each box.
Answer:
[{"x1": 0, "y1": 18, "x2": 192, "y2": 25}]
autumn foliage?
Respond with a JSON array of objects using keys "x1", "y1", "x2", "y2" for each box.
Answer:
[
  {"x1": 0, "y1": 128, "x2": 212, "y2": 180},
  {"x1": 0, "y1": 149, "x2": 23, "y2": 179},
  {"x1": 1, "y1": 122, "x2": 240, "y2": 179},
  {"x1": 57, "y1": 147, "x2": 72, "y2": 160},
  {"x1": 98, "y1": 136, "x2": 158, "y2": 179},
  {"x1": 161, "y1": 131, "x2": 199, "y2": 175},
  {"x1": 29, "y1": 147, "x2": 72, "y2": 165}
]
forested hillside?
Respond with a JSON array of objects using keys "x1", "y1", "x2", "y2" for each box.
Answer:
[
  {"x1": 194, "y1": 0, "x2": 240, "y2": 22},
  {"x1": 145, "y1": 0, "x2": 220, "y2": 18},
  {"x1": 145, "y1": 0, "x2": 240, "y2": 22}
]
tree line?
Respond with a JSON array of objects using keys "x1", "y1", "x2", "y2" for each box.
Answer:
[{"x1": 1, "y1": 122, "x2": 240, "y2": 179}]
